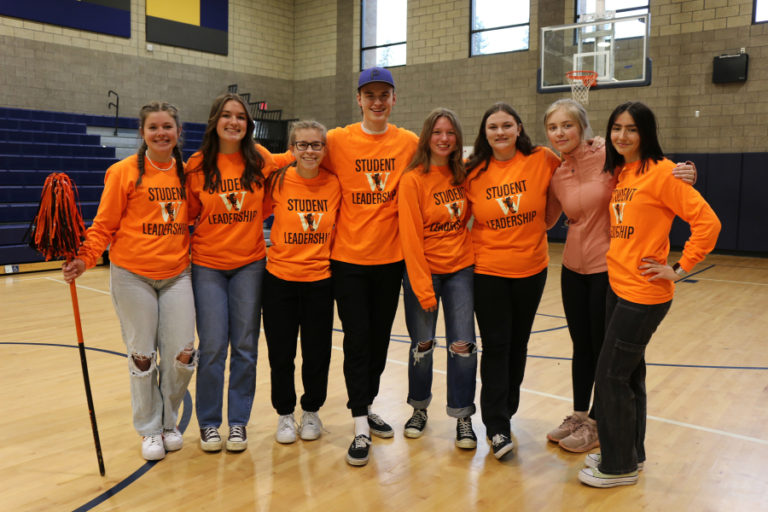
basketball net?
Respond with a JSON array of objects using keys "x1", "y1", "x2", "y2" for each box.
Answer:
[{"x1": 566, "y1": 70, "x2": 598, "y2": 105}]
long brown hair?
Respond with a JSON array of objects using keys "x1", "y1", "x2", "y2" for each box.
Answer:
[
  {"x1": 136, "y1": 101, "x2": 185, "y2": 196},
  {"x1": 188, "y1": 93, "x2": 265, "y2": 192},
  {"x1": 405, "y1": 108, "x2": 466, "y2": 186}
]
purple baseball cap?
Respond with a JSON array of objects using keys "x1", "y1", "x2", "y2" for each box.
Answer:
[{"x1": 358, "y1": 66, "x2": 395, "y2": 90}]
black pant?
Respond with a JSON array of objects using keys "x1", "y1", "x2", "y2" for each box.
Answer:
[
  {"x1": 596, "y1": 288, "x2": 670, "y2": 474},
  {"x1": 474, "y1": 269, "x2": 547, "y2": 438},
  {"x1": 561, "y1": 266, "x2": 608, "y2": 417},
  {"x1": 262, "y1": 271, "x2": 333, "y2": 415},
  {"x1": 331, "y1": 259, "x2": 403, "y2": 417}
]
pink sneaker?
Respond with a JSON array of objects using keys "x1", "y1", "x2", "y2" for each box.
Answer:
[
  {"x1": 559, "y1": 420, "x2": 599, "y2": 453},
  {"x1": 546, "y1": 414, "x2": 584, "y2": 443}
]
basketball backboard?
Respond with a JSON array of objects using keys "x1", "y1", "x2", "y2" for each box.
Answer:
[{"x1": 538, "y1": 14, "x2": 650, "y2": 93}]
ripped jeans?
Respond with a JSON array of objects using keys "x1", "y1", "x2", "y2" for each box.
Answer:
[
  {"x1": 110, "y1": 264, "x2": 196, "y2": 436},
  {"x1": 402, "y1": 266, "x2": 477, "y2": 418}
]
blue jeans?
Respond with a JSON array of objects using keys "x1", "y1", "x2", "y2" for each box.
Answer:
[
  {"x1": 192, "y1": 259, "x2": 265, "y2": 428},
  {"x1": 595, "y1": 287, "x2": 671, "y2": 474},
  {"x1": 110, "y1": 264, "x2": 196, "y2": 436},
  {"x1": 402, "y1": 266, "x2": 477, "y2": 418}
]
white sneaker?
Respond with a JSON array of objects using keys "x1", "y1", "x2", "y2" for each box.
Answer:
[
  {"x1": 162, "y1": 427, "x2": 183, "y2": 451},
  {"x1": 142, "y1": 434, "x2": 166, "y2": 461},
  {"x1": 275, "y1": 414, "x2": 297, "y2": 444},
  {"x1": 299, "y1": 411, "x2": 323, "y2": 441},
  {"x1": 584, "y1": 453, "x2": 644, "y2": 471}
]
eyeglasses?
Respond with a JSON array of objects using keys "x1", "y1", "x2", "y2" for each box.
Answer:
[{"x1": 294, "y1": 141, "x2": 325, "y2": 151}]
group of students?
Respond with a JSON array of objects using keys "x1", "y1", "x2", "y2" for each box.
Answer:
[{"x1": 61, "y1": 66, "x2": 720, "y2": 488}]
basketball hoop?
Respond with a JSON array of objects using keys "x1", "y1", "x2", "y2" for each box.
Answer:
[{"x1": 566, "y1": 70, "x2": 598, "y2": 105}]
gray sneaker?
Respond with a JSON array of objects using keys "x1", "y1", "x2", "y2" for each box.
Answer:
[
  {"x1": 299, "y1": 411, "x2": 323, "y2": 441},
  {"x1": 276, "y1": 414, "x2": 297, "y2": 444}
]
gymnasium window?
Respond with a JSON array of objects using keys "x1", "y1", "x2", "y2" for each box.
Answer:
[
  {"x1": 755, "y1": 0, "x2": 768, "y2": 23},
  {"x1": 470, "y1": 0, "x2": 530, "y2": 56},
  {"x1": 360, "y1": 0, "x2": 407, "y2": 69},
  {"x1": 575, "y1": 0, "x2": 649, "y2": 39}
]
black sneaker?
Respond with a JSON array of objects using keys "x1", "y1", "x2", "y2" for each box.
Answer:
[
  {"x1": 200, "y1": 426, "x2": 222, "y2": 452},
  {"x1": 226, "y1": 425, "x2": 247, "y2": 452},
  {"x1": 490, "y1": 433, "x2": 514, "y2": 459},
  {"x1": 455, "y1": 416, "x2": 477, "y2": 449},
  {"x1": 404, "y1": 409, "x2": 428, "y2": 438},
  {"x1": 367, "y1": 412, "x2": 394, "y2": 438},
  {"x1": 346, "y1": 434, "x2": 372, "y2": 466}
]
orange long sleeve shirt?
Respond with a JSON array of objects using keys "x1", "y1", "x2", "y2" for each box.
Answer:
[
  {"x1": 263, "y1": 167, "x2": 341, "y2": 281},
  {"x1": 78, "y1": 154, "x2": 190, "y2": 279},
  {"x1": 465, "y1": 148, "x2": 561, "y2": 278},
  {"x1": 606, "y1": 158, "x2": 721, "y2": 305},
  {"x1": 185, "y1": 145, "x2": 276, "y2": 270},
  {"x1": 398, "y1": 165, "x2": 474, "y2": 310},
  {"x1": 323, "y1": 123, "x2": 418, "y2": 265}
]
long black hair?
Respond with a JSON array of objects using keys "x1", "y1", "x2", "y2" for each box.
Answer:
[
  {"x1": 466, "y1": 102, "x2": 536, "y2": 183},
  {"x1": 188, "y1": 93, "x2": 265, "y2": 192},
  {"x1": 603, "y1": 101, "x2": 664, "y2": 175},
  {"x1": 136, "y1": 101, "x2": 185, "y2": 196}
]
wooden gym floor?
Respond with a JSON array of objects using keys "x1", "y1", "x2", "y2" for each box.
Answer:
[{"x1": 1, "y1": 244, "x2": 767, "y2": 512}]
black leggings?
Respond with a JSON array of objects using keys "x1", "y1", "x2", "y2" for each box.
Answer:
[{"x1": 560, "y1": 266, "x2": 608, "y2": 418}]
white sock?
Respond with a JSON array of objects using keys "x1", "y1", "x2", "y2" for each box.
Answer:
[{"x1": 354, "y1": 416, "x2": 370, "y2": 437}]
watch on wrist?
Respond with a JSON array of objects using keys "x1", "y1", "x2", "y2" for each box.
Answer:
[{"x1": 672, "y1": 262, "x2": 686, "y2": 275}]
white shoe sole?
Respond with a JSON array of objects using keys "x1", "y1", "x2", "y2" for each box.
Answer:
[
  {"x1": 404, "y1": 427, "x2": 425, "y2": 439},
  {"x1": 200, "y1": 440, "x2": 222, "y2": 452},
  {"x1": 299, "y1": 428, "x2": 321, "y2": 441},
  {"x1": 493, "y1": 442, "x2": 514, "y2": 460},
  {"x1": 226, "y1": 439, "x2": 247, "y2": 452},
  {"x1": 578, "y1": 468, "x2": 638, "y2": 487}
]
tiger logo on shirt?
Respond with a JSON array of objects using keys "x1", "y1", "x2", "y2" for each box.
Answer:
[
  {"x1": 159, "y1": 201, "x2": 182, "y2": 223},
  {"x1": 219, "y1": 191, "x2": 246, "y2": 212},
  {"x1": 298, "y1": 211, "x2": 323, "y2": 232},
  {"x1": 445, "y1": 200, "x2": 464, "y2": 221},
  {"x1": 495, "y1": 194, "x2": 521, "y2": 215},
  {"x1": 612, "y1": 203, "x2": 626, "y2": 224},
  {"x1": 365, "y1": 172, "x2": 390, "y2": 192}
]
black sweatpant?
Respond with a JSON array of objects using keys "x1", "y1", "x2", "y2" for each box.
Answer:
[
  {"x1": 331, "y1": 259, "x2": 403, "y2": 417},
  {"x1": 262, "y1": 271, "x2": 334, "y2": 415}
]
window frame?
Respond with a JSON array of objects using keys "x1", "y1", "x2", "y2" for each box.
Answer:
[
  {"x1": 574, "y1": 0, "x2": 650, "y2": 23},
  {"x1": 754, "y1": 0, "x2": 768, "y2": 24},
  {"x1": 469, "y1": 0, "x2": 531, "y2": 57},
  {"x1": 359, "y1": 0, "x2": 407, "y2": 70}
]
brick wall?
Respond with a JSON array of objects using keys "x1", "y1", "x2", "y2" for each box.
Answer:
[
  {"x1": 2, "y1": 0, "x2": 768, "y2": 152},
  {"x1": 0, "y1": 0, "x2": 295, "y2": 123}
]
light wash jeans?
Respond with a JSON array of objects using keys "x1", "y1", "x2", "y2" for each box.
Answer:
[
  {"x1": 402, "y1": 265, "x2": 477, "y2": 418},
  {"x1": 192, "y1": 259, "x2": 265, "y2": 428},
  {"x1": 110, "y1": 264, "x2": 196, "y2": 436}
]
